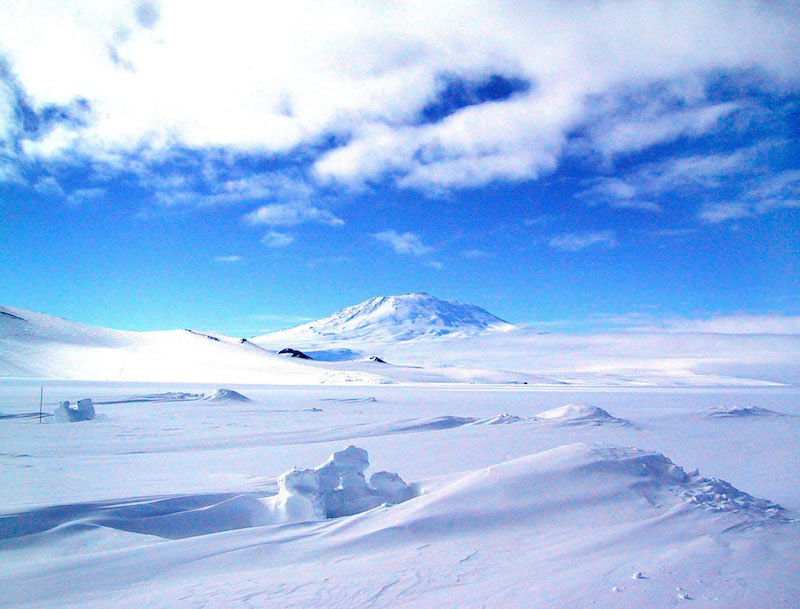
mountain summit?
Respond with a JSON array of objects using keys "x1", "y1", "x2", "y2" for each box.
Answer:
[{"x1": 254, "y1": 293, "x2": 515, "y2": 345}]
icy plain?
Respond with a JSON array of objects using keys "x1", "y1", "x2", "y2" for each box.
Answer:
[
  {"x1": 2, "y1": 297, "x2": 799, "y2": 607},
  {"x1": 1, "y1": 381, "x2": 799, "y2": 608}
]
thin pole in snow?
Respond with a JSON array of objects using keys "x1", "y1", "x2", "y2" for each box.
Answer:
[{"x1": 39, "y1": 387, "x2": 43, "y2": 423}]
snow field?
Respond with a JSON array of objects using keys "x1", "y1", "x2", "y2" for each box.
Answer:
[{"x1": 1, "y1": 382, "x2": 799, "y2": 608}]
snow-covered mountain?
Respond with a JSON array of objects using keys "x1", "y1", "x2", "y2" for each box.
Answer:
[
  {"x1": 0, "y1": 306, "x2": 377, "y2": 384},
  {"x1": 254, "y1": 292, "x2": 515, "y2": 346}
]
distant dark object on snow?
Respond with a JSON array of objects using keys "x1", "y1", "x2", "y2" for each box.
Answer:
[
  {"x1": 368, "y1": 356, "x2": 387, "y2": 364},
  {"x1": 54, "y1": 398, "x2": 96, "y2": 422},
  {"x1": 184, "y1": 329, "x2": 220, "y2": 341},
  {"x1": 278, "y1": 348, "x2": 313, "y2": 360},
  {"x1": 0, "y1": 308, "x2": 27, "y2": 322},
  {"x1": 202, "y1": 388, "x2": 251, "y2": 402}
]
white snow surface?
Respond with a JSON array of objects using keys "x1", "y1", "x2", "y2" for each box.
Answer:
[
  {"x1": 4, "y1": 298, "x2": 800, "y2": 386},
  {"x1": 535, "y1": 402, "x2": 634, "y2": 426},
  {"x1": 251, "y1": 294, "x2": 800, "y2": 387},
  {"x1": 0, "y1": 306, "x2": 379, "y2": 385},
  {"x1": 1, "y1": 381, "x2": 799, "y2": 608}
]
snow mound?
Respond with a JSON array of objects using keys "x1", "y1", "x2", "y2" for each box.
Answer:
[
  {"x1": 705, "y1": 405, "x2": 788, "y2": 418},
  {"x1": 391, "y1": 416, "x2": 477, "y2": 432},
  {"x1": 385, "y1": 444, "x2": 788, "y2": 534},
  {"x1": 268, "y1": 445, "x2": 413, "y2": 521},
  {"x1": 472, "y1": 412, "x2": 527, "y2": 425},
  {"x1": 534, "y1": 403, "x2": 634, "y2": 426},
  {"x1": 202, "y1": 388, "x2": 251, "y2": 402},
  {"x1": 53, "y1": 398, "x2": 96, "y2": 423}
]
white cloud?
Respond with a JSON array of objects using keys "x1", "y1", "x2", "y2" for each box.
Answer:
[
  {"x1": 150, "y1": 170, "x2": 315, "y2": 209},
  {"x1": 461, "y1": 249, "x2": 493, "y2": 259},
  {"x1": 577, "y1": 178, "x2": 662, "y2": 212},
  {"x1": 373, "y1": 230, "x2": 433, "y2": 255},
  {"x1": 697, "y1": 201, "x2": 751, "y2": 224},
  {"x1": 698, "y1": 169, "x2": 800, "y2": 224},
  {"x1": 0, "y1": 1, "x2": 797, "y2": 192},
  {"x1": 0, "y1": 162, "x2": 22, "y2": 185},
  {"x1": 33, "y1": 176, "x2": 64, "y2": 197},
  {"x1": 590, "y1": 102, "x2": 739, "y2": 157},
  {"x1": 214, "y1": 255, "x2": 242, "y2": 263},
  {"x1": 575, "y1": 141, "x2": 800, "y2": 223},
  {"x1": 549, "y1": 230, "x2": 617, "y2": 252},
  {"x1": 261, "y1": 231, "x2": 294, "y2": 248},
  {"x1": 244, "y1": 203, "x2": 344, "y2": 227},
  {"x1": 578, "y1": 147, "x2": 757, "y2": 207},
  {"x1": 636, "y1": 314, "x2": 800, "y2": 335},
  {"x1": 648, "y1": 227, "x2": 697, "y2": 239},
  {"x1": 66, "y1": 187, "x2": 104, "y2": 205}
]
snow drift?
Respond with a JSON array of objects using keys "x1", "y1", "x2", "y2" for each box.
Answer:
[
  {"x1": 2, "y1": 442, "x2": 794, "y2": 609},
  {"x1": 534, "y1": 403, "x2": 634, "y2": 426},
  {"x1": 202, "y1": 389, "x2": 251, "y2": 402}
]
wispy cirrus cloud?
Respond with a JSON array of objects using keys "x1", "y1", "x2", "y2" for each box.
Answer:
[
  {"x1": 373, "y1": 230, "x2": 433, "y2": 255},
  {"x1": 213, "y1": 255, "x2": 242, "y2": 263},
  {"x1": 66, "y1": 187, "x2": 104, "y2": 206},
  {"x1": 148, "y1": 169, "x2": 315, "y2": 210},
  {"x1": 548, "y1": 230, "x2": 617, "y2": 252},
  {"x1": 590, "y1": 101, "x2": 740, "y2": 157},
  {"x1": 698, "y1": 169, "x2": 800, "y2": 224},
  {"x1": 461, "y1": 249, "x2": 494, "y2": 259},
  {"x1": 629, "y1": 313, "x2": 800, "y2": 334},
  {"x1": 261, "y1": 231, "x2": 295, "y2": 248},
  {"x1": 576, "y1": 140, "x2": 800, "y2": 224},
  {"x1": 244, "y1": 203, "x2": 344, "y2": 227},
  {"x1": 33, "y1": 176, "x2": 65, "y2": 198}
]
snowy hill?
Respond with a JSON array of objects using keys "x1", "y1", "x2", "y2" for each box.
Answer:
[
  {"x1": 0, "y1": 306, "x2": 378, "y2": 384},
  {"x1": 254, "y1": 292, "x2": 515, "y2": 347}
]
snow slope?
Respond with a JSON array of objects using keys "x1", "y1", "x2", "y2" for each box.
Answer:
[
  {"x1": 0, "y1": 306, "x2": 379, "y2": 384},
  {"x1": 1, "y1": 440, "x2": 796, "y2": 608},
  {"x1": 255, "y1": 292, "x2": 515, "y2": 346}
]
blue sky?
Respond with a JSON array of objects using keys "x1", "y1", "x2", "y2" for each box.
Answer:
[{"x1": 1, "y1": 1, "x2": 799, "y2": 335}]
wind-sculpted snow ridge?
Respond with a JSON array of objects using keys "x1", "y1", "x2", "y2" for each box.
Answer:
[
  {"x1": 1, "y1": 441, "x2": 796, "y2": 608},
  {"x1": 472, "y1": 412, "x2": 528, "y2": 425},
  {"x1": 534, "y1": 403, "x2": 635, "y2": 427},
  {"x1": 0, "y1": 446, "x2": 413, "y2": 545},
  {"x1": 268, "y1": 445, "x2": 413, "y2": 520},
  {"x1": 583, "y1": 445, "x2": 787, "y2": 520},
  {"x1": 704, "y1": 405, "x2": 789, "y2": 418},
  {"x1": 201, "y1": 388, "x2": 251, "y2": 402}
]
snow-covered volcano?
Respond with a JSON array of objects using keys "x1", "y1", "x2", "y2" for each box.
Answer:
[{"x1": 254, "y1": 292, "x2": 515, "y2": 346}]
